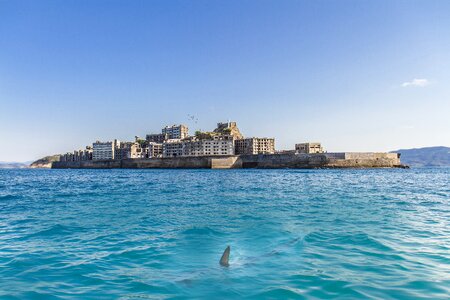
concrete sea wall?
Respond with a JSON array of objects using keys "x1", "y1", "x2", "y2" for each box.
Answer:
[
  {"x1": 53, "y1": 157, "x2": 213, "y2": 169},
  {"x1": 326, "y1": 152, "x2": 401, "y2": 168},
  {"x1": 52, "y1": 152, "x2": 402, "y2": 169}
]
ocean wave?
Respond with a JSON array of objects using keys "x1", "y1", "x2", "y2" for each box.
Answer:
[
  {"x1": 181, "y1": 226, "x2": 224, "y2": 237},
  {"x1": 249, "y1": 287, "x2": 305, "y2": 299},
  {"x1": 26, "y1": 224, "x2": 84, "y2": 239},
  {"x1": 0, "y1": 194, "x2": 20, "y2": 201},
  {"x1": 1, "y1": 168, "x2": 449, "y2": 299}
]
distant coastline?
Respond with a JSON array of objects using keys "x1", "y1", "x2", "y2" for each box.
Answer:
[
  {"x1": 0, "y1": 162, "x2": 30, "y2": 169},
  {"x1": 390, "y1": 146, "x2": 450, "y2": 167}
]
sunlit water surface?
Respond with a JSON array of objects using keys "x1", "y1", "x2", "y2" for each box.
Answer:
[{"x1": 0, "y1": 168, "x2": 449, "y2": 299}]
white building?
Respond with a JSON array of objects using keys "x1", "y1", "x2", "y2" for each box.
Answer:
[
  {"x1": 235, "y1": 138, "x2": 275, "y2": 155},
  {"x1": 162, "y1": 124, "x2": 188, "y2": 140},
  {"x1": 130, "y1": 143, "x2": 147, "y2": 159},
  {"x1": 93, "y1": 140, "x2": 119, "y2": 160},
  {"x1": 162, "y1": 135, "x2": 235, "y2": 157},
  {"x1": 148, "y1": 142, "x2": 163, "y2": 158},
  {"x1": 183, "y1": 135, "x2": 235, "y2": 156},
  {"x1": 162, "y1": 139, "x2": 184, "y2": 157}
]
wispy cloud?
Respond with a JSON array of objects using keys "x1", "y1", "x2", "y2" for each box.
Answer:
[{"x1": 401, "y1": 78, "x2": 429, "y2": 87}]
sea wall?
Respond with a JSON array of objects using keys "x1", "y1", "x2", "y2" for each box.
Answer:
[
  {"x1": 325, "y1": 152, "x2": 401, "y2": 168},
  {"x1": 211, "y1": 157, "x2": 242, "y2": 169},
  {"x1": 53, "y1": 157, "x2": 211, "y2": 169},
  {"x1": 52, "y1": 156, "x2": 245, "y2": 169},
  {"x1": 52, "y1": 152, "x2": 402, "y2": 169},
  {"x1": 239, "y1": 153, "x2": 328, "y2": 168},
  {"x1": 343, "y1": 152, "x2": 399, "y2": 160}
]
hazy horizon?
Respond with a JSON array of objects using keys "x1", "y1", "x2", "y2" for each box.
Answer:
[{"x1": 1, "y1": 1, "x2": 450, "y2": 162}]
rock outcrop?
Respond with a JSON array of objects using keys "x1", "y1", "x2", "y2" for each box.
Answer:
[
  {"x1": 213, "y1": 122, "x2": 244, "y2": 139},
  {"x1": 30, "y1": 155, "x2": 60, "y2": 168}
]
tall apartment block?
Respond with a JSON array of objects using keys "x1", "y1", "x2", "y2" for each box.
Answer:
[
  {"x1": 115, "y1": 142, "x2": 133, "y2": 160},
  {"x1": 162, "y1": 139, "x2": 184, "y2": 157},
  {"x1": 146, "y1": 133, "x2": 168, "y2": 144},
  {"x1": 60, "y1": 147, "x2": 92, "y2": 162},
  {"x1": 235, "y1": 138, "x2": 275, "y2": 155},
  {"x1": 162, "y1": 124, "x2": 188, "y2": 139},
  {"x1": 183, "y1": 135, "x2": 235, "y2": 157},
  {"x1": 148, "y1": 142, "x2": 163, "y2": 158},
  {"x1": 92, "y1": 140, "x2": 120, "y2": 160}
]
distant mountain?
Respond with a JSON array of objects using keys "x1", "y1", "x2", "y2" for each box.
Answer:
[
  {"x1": 0, "y1": 161, "x2": 30, "y2": 169},
  {"x1": 391, "y1": 146, "x2": 450, "y2": 167},
  {"x1": 0, "y1": 155, "x2": 61, "y2": 169}
]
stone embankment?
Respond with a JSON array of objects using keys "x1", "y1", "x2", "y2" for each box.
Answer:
[{"x1": 51, "y1": 152, "x2": 405, "y2": 169}]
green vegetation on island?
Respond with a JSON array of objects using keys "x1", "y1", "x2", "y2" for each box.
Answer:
[{"x1": 29, "y1": 155, "x2": 61, "y2": 168}]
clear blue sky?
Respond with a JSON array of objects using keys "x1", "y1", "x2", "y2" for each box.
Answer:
[{"x1": 1, "y1": 0, "x2": 449, "y2": 161}]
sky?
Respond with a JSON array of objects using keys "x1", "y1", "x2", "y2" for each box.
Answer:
[{"x1": 1, "y1": 0, "x2": 449, "y2": 162}]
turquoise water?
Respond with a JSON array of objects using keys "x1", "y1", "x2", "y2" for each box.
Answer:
[{"x1": 0, "y1": 168, "x2": 449, "y2": 299}]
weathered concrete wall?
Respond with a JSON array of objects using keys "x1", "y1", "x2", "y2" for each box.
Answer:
[
  {"x1": 239, "y1": 153, "x2": 328, "y2": 168},
  {"x1": 324, "y1": 153, "x2": 346, "y2": 159},
  {"x1": 52, "y1": 152, "x2": 403, "y2": 169},
  {"x1": 53, "y1": 157, "x2": 212, "y2": 169},
  {"x1": 52, "y1": 159, "x2": 121, "y2": 169},
  {"x1": 53, "y1": 156, "x2": 244, "y2": 169},
  {"x1": 122, "y1": 157, "x2": 211, "y2": 169},
  {"x1": 324, "y1": 152, "x2": 401, "y2": 168},
  {"x1": 211, "y1": 157, "x2": 242, "y2": 169},
  {"x1": 327, "y1": 158, "x2": 400, "y2": 168},
  {"x1": 343, "y1": 152, "x2": 399, "y2": 160}
]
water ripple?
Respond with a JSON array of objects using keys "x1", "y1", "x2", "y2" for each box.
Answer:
[{"x1": 0, "y1": 168, "x2": 449, "y2": 299}]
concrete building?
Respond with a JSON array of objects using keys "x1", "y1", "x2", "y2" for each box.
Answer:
[
  {"x1": 148, "y1": 142, "x2": 163, "y2": 158},
  {"x1": 60, "y1": 152, "x2": 74, "y2": 162},
  {"x1": 162, "y1": 124, "x2": 188, "y2": 139},
  {"x1": 235, "y1": 138, "x2": 275, "y2": 155},
  {"x1": 93, "y1": 140, "x2": 119, "y2": 160},
  {"x1": 162, "y1": 139, "x2": 184, "y2": 157},
  {"x1": 75, "y1": 147, "x2": 93, "y2": 161},
  {"x1": 146, "y1": 133, "x2": 168, "y2": 144},
  {"x1": 61, "y1": 146, "x2": 93, "y2": 162},
  {"x1": 295, "y1": 142, "x2": 324, "y2": 154},
  {"x1": 130, "y1": 142, "x2": 147, "y2": 159},
  {"x1": 183, "y1": 135, "x2": 235, "y2": 156},
  {"x1": 146, "y1": 124, "x2": 187, "y2": 143},
  {"x1": 115, "y1": 142, "x2": 133, "y2": 160},
  {"x1": 115, "y1": 141, "x2": 150, "y2": 159}
]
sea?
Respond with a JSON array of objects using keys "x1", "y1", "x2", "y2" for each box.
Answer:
[{"x1": 0, "y1": 168, "x2": 449, "y2": 299}]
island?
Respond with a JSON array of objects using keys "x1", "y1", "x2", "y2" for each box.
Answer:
[{"x1": 38, "y1": 121, "x2": 406, "y2": 169}]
